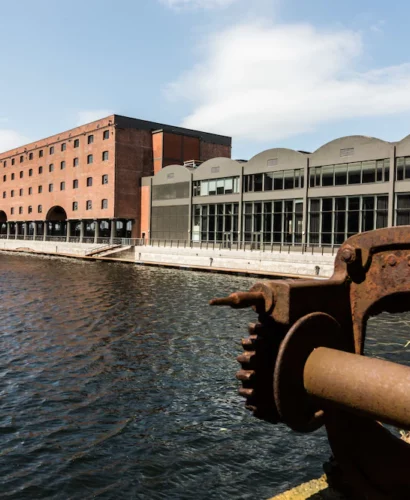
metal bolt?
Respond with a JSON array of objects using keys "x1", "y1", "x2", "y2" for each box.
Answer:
[
  {"x1": 387, "y1": 254, "x2": 397, "y2": 267},
  {"x1": 341, "y1": 245, "x2": 356, "y2": 264}
]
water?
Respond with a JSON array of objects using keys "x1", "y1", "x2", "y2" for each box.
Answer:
[{"x1": 0, "y1": 254, "x2": 409, "y2": 499}]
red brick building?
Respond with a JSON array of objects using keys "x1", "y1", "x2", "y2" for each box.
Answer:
[{"x1": 0, "y1": 115, "x2": 231, "y2": 241}]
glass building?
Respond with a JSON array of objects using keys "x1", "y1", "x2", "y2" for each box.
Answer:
[{"x1": 141, "y1": 134, "x2": 410, "y2": 247}]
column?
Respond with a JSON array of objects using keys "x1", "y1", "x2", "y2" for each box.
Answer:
[
  {"x1": 188, "y1": 172, "x2": 192, "y2": 244},
  {"x1": 79, "y1": 220, "x2": 84, "y2": 243},
  {"x1": 388, "y1": 145, "x2": 396, "y2": 227},
  {"x1": 6, "y1": 222, "x2": 10, "y2": 239},
  {"x1": 43, "y1": 221, "x2": 48, "y2": 241},
  {"x1": 33, "y1": 222, "x2": 37, "y2": 239},
  {"x1": 238, "y1": 164, "x2": 244, "y2": 246},
  {"x1": 302, "y1": 156, "x2": 309, "y2": 246},
  {"x1": 110, "y1": 219, "x2": 115, "y2": 243},
  {"x1": 15, "y1": 223, "x2": 18, "y2": 239},
  {"x1": 23, "y1": 222, "x2": 27, "y2": 240},
  {"x1": 94, "y1": 220, "x2": 99, "y2": 244},
  {"x1": 66, "y1": 220, "x2": 71, "y2": 242}
]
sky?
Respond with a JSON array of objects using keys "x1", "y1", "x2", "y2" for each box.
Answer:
[{"x1": 1, "y1": 0, "x2": 410, "y2": 159}]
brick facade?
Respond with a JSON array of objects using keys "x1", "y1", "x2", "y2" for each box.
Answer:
[{"x1": 0, "y1": 114, "x2": 232, "y2": 238}]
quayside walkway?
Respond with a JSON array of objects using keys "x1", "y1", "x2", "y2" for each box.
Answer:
[{"x1": 0, "y1": 237, "x2": 337, "y2": 278}]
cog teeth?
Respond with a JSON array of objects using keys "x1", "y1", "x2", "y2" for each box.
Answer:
[
  {"x1": 241, "y1": 336, "x2": 257, "y2": 349},
  {"x1": 237, "y1": 351, "x2": 256, "y2": 365},
  {"x1": 238, "y1": 388, "x2": 254, "y2": 398},
  {"x1": 236, "y1": 369, "x2": 255, "y2": 381}
]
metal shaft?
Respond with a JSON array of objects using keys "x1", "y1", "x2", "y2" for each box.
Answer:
[{"x1": 304, "y1": 347, "x2": 410, "y2": 430}]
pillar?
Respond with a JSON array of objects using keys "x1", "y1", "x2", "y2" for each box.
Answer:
[
  {"x1": 23, "y1": 222, "x2": 27, "y2": 240},
  {"x1": 15, "y1": 223, "x2": 18, "y2": 239},
  {"x1": 66, "y1": 220, "x2": 70, "y2": 242},
  {"x1": 110, "y1": 219, "x2": 115, "y2": 243},
  {"x1": 6, "y1": 222, "x2": 10, "y2": 239},
  {"x1": 94, "y1": 220, "x2": 99, "y2": 244},
  {"x1": 43, "y1": 221, "x2": 48, "y2": 241},
  {"x1": 79, "y1": 220, "x2": 84, "y2": 243},
  {"x1": 33, "y1": 222, "x2": 37, "y2": 239}
]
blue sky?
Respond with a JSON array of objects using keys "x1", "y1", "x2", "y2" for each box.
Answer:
[{"x1": 1, "y1": 0, "x2": 410, "y2": 159}]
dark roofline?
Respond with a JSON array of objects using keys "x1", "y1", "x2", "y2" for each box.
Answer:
[{"x1": 114, "y1": 115, "x2": 231, "y2": 147}]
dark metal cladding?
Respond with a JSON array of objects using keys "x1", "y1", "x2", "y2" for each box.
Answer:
[{"x1": 210, "y1": 226, "x2": 410, "y2": 499}]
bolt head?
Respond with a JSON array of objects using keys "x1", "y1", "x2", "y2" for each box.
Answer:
[
  {"x1": 387, "y1": 254, "x2": 397, "y2": 266},
  {"x1": 341, "y1": 245, "x2": 356, "y2": 264}
]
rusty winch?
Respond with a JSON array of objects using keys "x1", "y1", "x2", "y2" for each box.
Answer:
[{"x1": 210, "y1": 227, "x2": 410, "y2": 500}]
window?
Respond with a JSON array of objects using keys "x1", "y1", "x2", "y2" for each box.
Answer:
[
  {"x1": 49, "y1": 164, "x2": 54, "y2": 172},
  {"x1": 49, "y1": 146, "x2": 54, "y2": 154},
  {"x1": 49, "y1": 183, "x2": 53, "y2": 192},
  {"x1": 29, "y1": 168, "x2": 33, "y2": 176},
  {"x1": 87, "y1": 154, "x2": 93, "y2": 164},
  {"x1": 19, "y1": 188, "x2": 23, "y2": 196},
  {"x1": 73, "y1": 157, "x2": 79, "y2": 167},
  {"x1": 29, "y1": 187, "x2": 32, "y2": 195},
  {"x1": 86, "y1": 200, "x2": 92, "y2": 210},
  {"x1": 11, "y1": 173, "x2": 14, "y2": 180},
  {"x1": 3, "y1": 161, "x2": 6, "y2": 167},
  {"x1": 2, "y1": 192, "x2": 5, "y2": 199},
  {"x1": 88, "y1": 135, "x2": 94, "y2": 144},
  {"x1": 29, "y1": 152, "x2": 33, "y2": 160},
  {"x1": 74, "y1": 139, "x2": 79, "y2": 148},
  {"x1": 28, "y1": 206, "x2": 32, "y2": 214},
  {"x1": 39, "y1": 150, "x2": 43, "y2": 158},
  {"x1": 39, "y1": 166, "x2": 43, "y2": 174},
  {"x1": 38, "y1": 205, "x2": 42, "y2": 213},
  {"x1": 102, "y1": 151, "x2": 109, "y2": 161},
  {"x1": 11, "y1": 190, "x2": 14, "y2": 197},
  {"x1": 73, "y1": 201, "x2": 78, "y2": 211},
  {"x1": 87, "y1": 177, "x2": 93, "y2": 186},
  {"x1": 11, "y1": 158, "x2": 15, "y2": 165},
  {"x1": 102, "y1": 174, "x2": 108, "y2": 184},
  {"x1": 103, "y1": 130, "x2": 109, "y2": 140},
  {"x1": 192, "y1": 177, "x2": 240, "y2": 197},
  {"x1": 101, "y1": 199, "x2": 108, "y2": 209},
  {"x1": 2, "y1": 175, "x2": 5, "y2": 182},
  {"x1": 60, "y1": 181, "x2": 65, "y2": 191},
  {"x1": 38, "y1": 185, "x2": 42, "y2": 193},
  {"x1": 11, "y1": 208, "x2": 14, "y2": 215},
  {"x1": 61, "y1": 143, "x2": 66, "y2": 151},
  {"x1": 19, "y1": 171, "x2": 23, "y2": 179},
  {"x1": 19, "y1": 207, "x2": 23, "y2": 214},
  {"x1": 60, "y1": 161, "x2": 65, "y2": 170},
  {"x1": 73, "y1": 179, "x2": 78, "y2": 189},
  {"x1": 20, "y1": 155, "x2": 23, "y2": 163}
]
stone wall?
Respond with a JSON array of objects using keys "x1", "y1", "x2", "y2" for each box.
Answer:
[{"x1": 0, "y1": 239, "x2": 101, "y2": 256}]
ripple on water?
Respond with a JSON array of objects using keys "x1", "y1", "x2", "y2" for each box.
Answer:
[{"x1": 0, "y1": 254, "x2": 409, "y2": 499}]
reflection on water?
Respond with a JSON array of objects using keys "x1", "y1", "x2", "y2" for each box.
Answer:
[{"x1": 0, "y1": 254, "x2": 408, "y2": 499}]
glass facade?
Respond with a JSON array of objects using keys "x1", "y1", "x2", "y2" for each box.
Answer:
[
  {"x1": 192, "y1": 177, "x2": 240, "y2": 197},
  {"x1": 396, "y1": 193, "x2": 410, "y2": 225},
  {"x1": 243, "y1": 199, "x2": 303, "y2": 245},
  {"x1": 243, "y1": 169, "x2": 304, "y2": 192},
  {"x1": 308, "y1": 195, "x2": 388, "y2": 246},
  {"x1": 309, "y1": 159, "x2": 390, "y2": 187},
  {"x1": 192, "y1": 203, "x2": 239, "y2": 243},
  {"x1": 396, "y1": 157, "x2": 410, "y2": 181}
]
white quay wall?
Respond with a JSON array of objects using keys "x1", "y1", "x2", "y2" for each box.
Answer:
[
  {"x1": 0, "y1": 239, "x2": 100, "y2": 256},
  {"x1": 135, "y1": 246, "x2": 336, "y2": 278}
]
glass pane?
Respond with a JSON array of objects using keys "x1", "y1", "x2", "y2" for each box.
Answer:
[
  {"x1": 334, "y1": 164, "x2": 347, "y2": 185},
  {"x1": 225, "y1": 178, "x2": 233, "y2": 194},
  {"x1": 208, "y1": 180, "x2": 216, "y2": 195},
  {"x1": 200, "y1": 181, "x2": 208, "y2": 196},
  {"x1": 273, "y1": 172, "x2": 283, "y2": 190},
  {"x1": 322, "y1": 165, "x2": 334, "y2": 186},
  {"x1": 254, "y1": 174, "x2": 263, "y2": 192},
  {"x1": 284, "y1": 170, "x2": 294, "y2": 189},
  {"x1": 264, "y1": 173, "x2": 274, "y2": 191},
  {"x1": 217, "y1": 179, "x2": 224, "y2": 195},
  {"x1": 362, "y1": 161, "x2": 376, "y2": 183},
  {"x1": 348, "y1": 163, "x2": 361, "y2": 184}
]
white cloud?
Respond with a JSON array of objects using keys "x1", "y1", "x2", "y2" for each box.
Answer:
[
  {"x1": 76, "y1": 110, "x2": 113, "y2": 126},
  {"x1": 0, "y1": 129, "x2": 30, "y2": 153},
  {"x1": 161, "y1": 0, "x2": 238, "y2": 9},
  {"x1": 168, "y1": 22, "x2": 410, "y2": 141}
]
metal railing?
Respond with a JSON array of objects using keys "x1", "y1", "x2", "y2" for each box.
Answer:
[{"x1": 135, "y1": 239, "x2": 339, "y2": 256}]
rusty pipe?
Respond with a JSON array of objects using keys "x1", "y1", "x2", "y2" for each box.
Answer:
[{"x1": 304, "y1": 347, "x2": 410, "y2": 430}]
